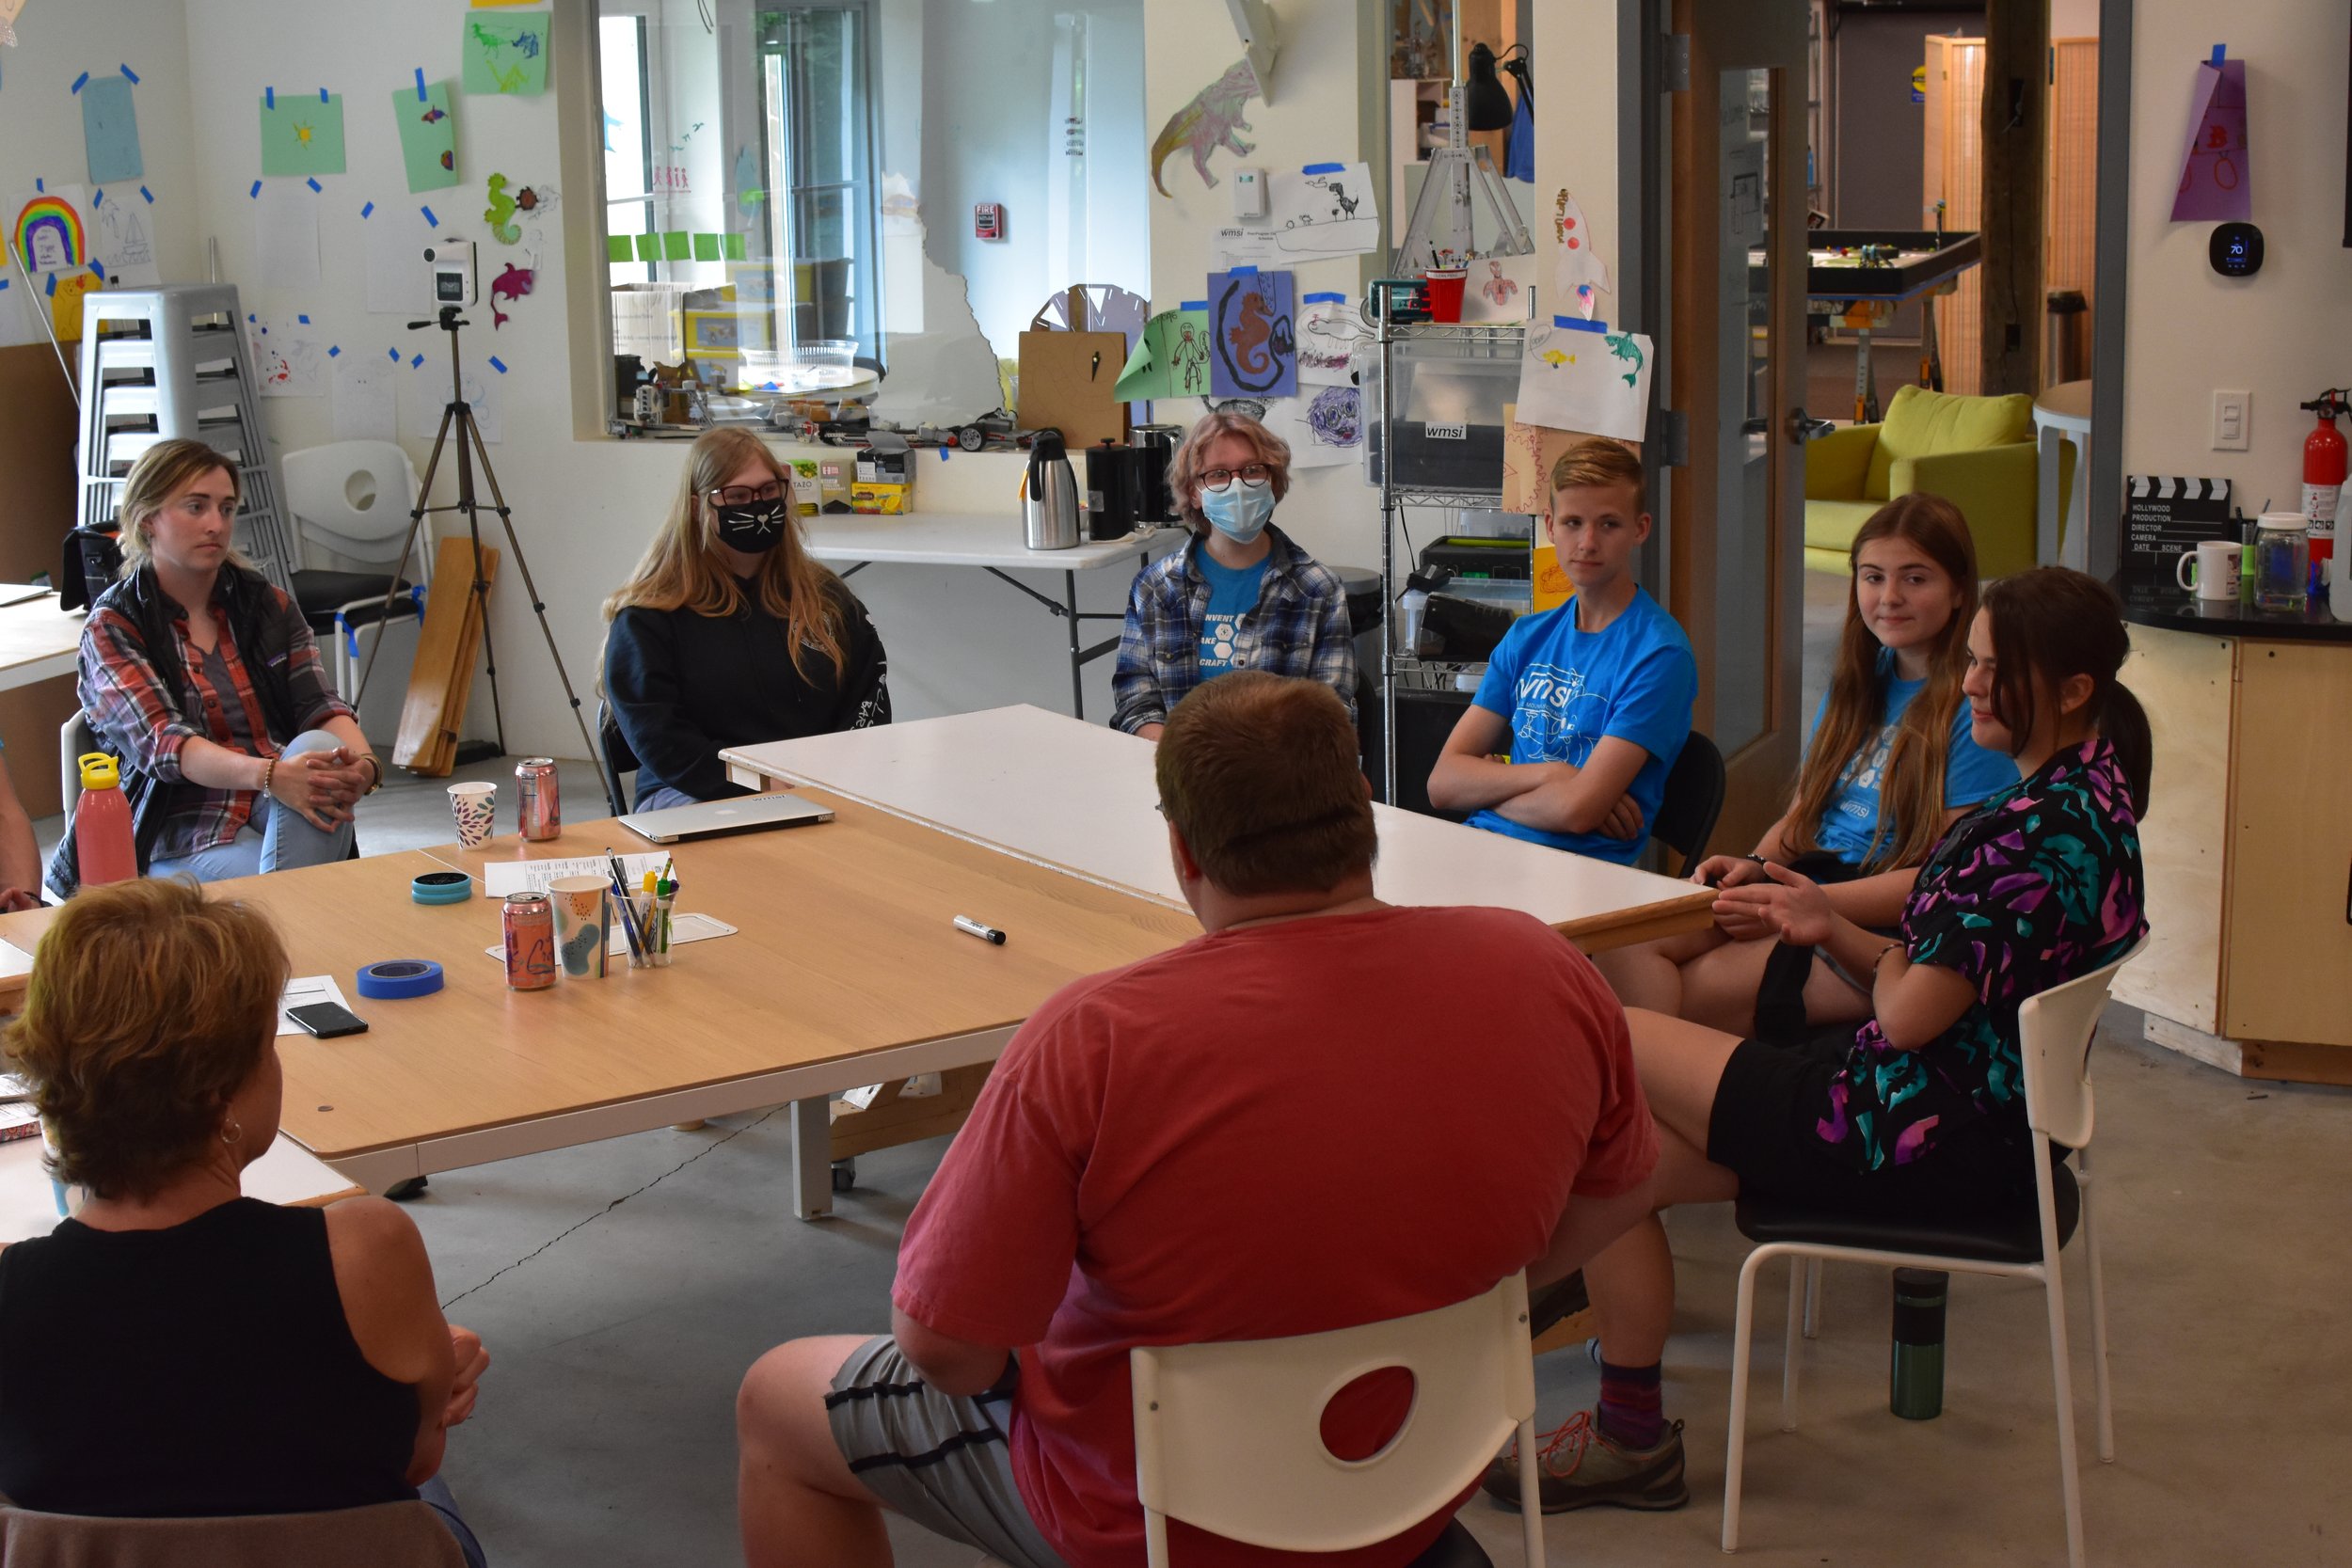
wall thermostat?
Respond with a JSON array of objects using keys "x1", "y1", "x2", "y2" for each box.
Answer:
[
  {"x1": 2210, "y1": 221, "x2": 2264, "y2": 278},
  {"x1": 424, "y1": 239, "x2": 477, "y2": 307},
  {"x1": 974, "y1": 202, "x2": 1004, "y2": 242},
  {"x1": 1232, "y1": 166, "x2": 1268, "y2": 220}
]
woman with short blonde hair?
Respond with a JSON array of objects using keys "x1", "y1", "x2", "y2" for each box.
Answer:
[
  {"x1": 0, "y1": 879, "x2": 489, "y2": 1562},
  {"x1": 1109, "y1": 410, "x2": 1356, "y2": 738},
  {"x1": 603, "y1": 427, "x2": 890, "y2": 809},
  {"x1": 52, "y1": 439, "x2": 373, "y2": 897}
]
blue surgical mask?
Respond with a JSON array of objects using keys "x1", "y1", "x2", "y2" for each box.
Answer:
[{"x1": 1201, "y1": 479, "x2": 1275, "y2": 544}]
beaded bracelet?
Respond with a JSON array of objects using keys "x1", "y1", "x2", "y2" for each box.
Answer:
[
  {"x1": 260, "y1": 756, "x2": 277, "y2": 798},
  {"x1": 358, "y1": 753, "x2": 383, "y2": 795}
]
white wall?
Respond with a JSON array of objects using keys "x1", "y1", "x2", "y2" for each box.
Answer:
[
  {"x1": 0, "y1": 0, "x2": 203, "y2": 309},
  {"x1": 1141, "y1": 0, "x2": 1378, "y2": 576},
  {"x1": 2120, "y1": 5, "x2": 2352, "y2": 553}
]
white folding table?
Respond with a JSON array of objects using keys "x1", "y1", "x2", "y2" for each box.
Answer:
[{"x1": 799, "y1": 515, "x2": 1178, "y2": 721}]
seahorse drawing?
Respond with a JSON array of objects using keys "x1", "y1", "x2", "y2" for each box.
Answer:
[{"x1": 1150, "y1": 59, "x2": 1262, "y2": 197}]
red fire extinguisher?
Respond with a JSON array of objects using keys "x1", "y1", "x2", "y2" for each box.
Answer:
[{"x1": 2301, "y1": 388, "x2": 2348, "y2": 584}]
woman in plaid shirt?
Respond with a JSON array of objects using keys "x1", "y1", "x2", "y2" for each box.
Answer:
[
  {"x1": 1109, "y1": 411, "x2": 1357, "y2": 738},
  {"x1": 48, "y1": 441, "x2": 374, "y2": 896}
]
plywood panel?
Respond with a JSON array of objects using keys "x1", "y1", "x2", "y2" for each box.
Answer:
[
  {"x1": 393, "y1": 537, "x2": 499, "y2": 772},
  {"x1": 2111, "y1": 626, "x2": 2231, "y2": 1032},
  {"x1": 2220, "y1": 641, "x2": 2352, "y2": 1048}
]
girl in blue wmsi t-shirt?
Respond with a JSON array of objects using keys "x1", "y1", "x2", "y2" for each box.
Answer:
[
  {"x1": 1427, "y1": 438, "x2": 1697, "y2": 866},
  {"x1": 1595, "y1": 494, "x2": 2016, "y2": 1043}
]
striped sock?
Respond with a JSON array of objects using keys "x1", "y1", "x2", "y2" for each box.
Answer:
[{"x1": 1597, "y1": 1360, "x2": 1664, "y2": 1450}]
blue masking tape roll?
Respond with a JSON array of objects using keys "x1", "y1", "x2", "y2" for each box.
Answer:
[{"x1": 357, "y1": 959, "x2": 445, "y2": 1000}]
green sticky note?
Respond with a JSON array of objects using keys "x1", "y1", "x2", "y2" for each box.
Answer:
[
  {"x1": 633, "y1": 232, "x2": 660, "y2": 262},
  {"x1": 692, "y1": 232, "x2": 722, "y2": 262},
  {"x1": 661, "y1": 230, "x2": 691, "y2": 261},
  {"x1": 460, "y1": 12, "x2": 552, "y2": 97},
  {"x1": 259, "y1": 91, "x2": 348, "y2": 179},
  {"x1": 723, "y1": 232, "x2": 747, "y2": 261},
  {"x1": 606, "y1": 234, "x2": 633, "y2": 264},
  {"x1": 392, "y1": 82, "x2": 460, "y2": 195}
]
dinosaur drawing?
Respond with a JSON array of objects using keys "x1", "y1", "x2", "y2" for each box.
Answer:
[
  {"x1": 488, "y1": 261, "x2": 534, "y2": 330},
  {"x1": 1328, "y1": 182, "x2": 1359, "y2": 220},
  {"x1": 1150, "y1": 59, "x2": 1261, "y2": 197}
]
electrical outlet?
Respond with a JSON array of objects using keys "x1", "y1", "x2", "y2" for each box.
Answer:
[{"x1": 2214, "y1": 389, "x2": 2250, "y2": 451}]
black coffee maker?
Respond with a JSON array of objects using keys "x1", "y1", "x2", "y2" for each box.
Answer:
[{"x1": 1084, "y1": 425, "x2": 1184, "y2": 540}]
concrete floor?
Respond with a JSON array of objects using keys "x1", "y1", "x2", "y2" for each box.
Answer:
[{"x1": 39, "y1": 741, "x2": 2351, "y2": 1565}]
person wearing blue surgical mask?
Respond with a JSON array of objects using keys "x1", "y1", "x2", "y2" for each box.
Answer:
[
  {"x1": 602, "y1": 428, "x2": 890, "y2": 810},
  {"x1": 1110, "y1": 411, "x2": 1358, "y2": 739}
]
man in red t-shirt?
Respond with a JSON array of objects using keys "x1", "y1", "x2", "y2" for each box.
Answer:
[{"x1": 737, "y1": 672, "x2": 1660, "y2": 1568}]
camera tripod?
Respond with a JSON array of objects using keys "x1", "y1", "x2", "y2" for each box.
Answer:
[{"x1": 352, "y1": 306, "x2": 612, "y2": 810}]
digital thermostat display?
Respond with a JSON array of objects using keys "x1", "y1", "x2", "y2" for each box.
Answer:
[{"x1": 2210, "y1": 221, "x2": 2264, "y2": 277}]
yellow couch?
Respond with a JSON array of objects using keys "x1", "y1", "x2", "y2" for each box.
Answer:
[{"x1": 1803, "y1": 384, "x2": 2074, "y2": 579}]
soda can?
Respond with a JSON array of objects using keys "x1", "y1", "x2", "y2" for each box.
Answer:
[
  {"x1": 502, "y1": 892, "x2": 557, "y2": 990},
  {"x1": 516, "y1": 757, "x2": 562, "y2": 841}
]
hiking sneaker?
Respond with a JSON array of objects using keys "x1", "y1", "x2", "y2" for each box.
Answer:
[{"x1": 1481, "y1": 1412, "x2": 1689, "y2": 1514}]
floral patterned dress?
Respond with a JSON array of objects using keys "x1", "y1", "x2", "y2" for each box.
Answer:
[{"x1": 1816, "y1": 737, "x2": 2147, "y2": 1172}]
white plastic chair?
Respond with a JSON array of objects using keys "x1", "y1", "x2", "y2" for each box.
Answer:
[
  {"x1": 1122, "y1": 1273, "x2": 1545, "y2": 1568},
  {"x1": 1721, "y1": 940, "x2": 2147, "y2": 1568},
  {"x1": 280, "y1": 440, "x2": 429, "y2": 702}
]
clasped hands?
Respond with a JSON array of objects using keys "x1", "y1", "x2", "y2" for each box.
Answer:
[
  {"x1": 267, "y1": 747, "x2": 373, "y2": 832},
  {"x1": 1691, "y1": 855, "x2": 1836, "y2": 944},
  {"x1": 444, "y1": 1324, "x2": 489, "y2": 1430}
]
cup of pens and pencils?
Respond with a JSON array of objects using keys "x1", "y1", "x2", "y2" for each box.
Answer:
[{"x1": 605, "y1": 850, "x2": 676, "y2": 970}]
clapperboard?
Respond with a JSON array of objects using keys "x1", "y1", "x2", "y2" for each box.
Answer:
[{"x1": 2122, "y1": 476, "x2": 2233, "y2": 582}]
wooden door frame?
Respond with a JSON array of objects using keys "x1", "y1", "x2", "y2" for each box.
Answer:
[{"x1": 1666, "y1": 0, "x2": 1808, "y2": 855}]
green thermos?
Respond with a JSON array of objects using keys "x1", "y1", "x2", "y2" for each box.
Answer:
[{"x1": 1890, "y1": 1268, "x2": 1948, "y2": 1420}]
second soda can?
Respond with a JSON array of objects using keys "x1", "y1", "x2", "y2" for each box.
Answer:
[
  {"x1": 502, "y1": 892, "x2": 557, "y2": 990},
  {"x1": 516, "y1": 757, "x2": 561, "y2": 840}
]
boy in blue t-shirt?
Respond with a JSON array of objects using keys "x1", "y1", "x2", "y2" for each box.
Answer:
[{"x1": 1427, "y1": 437, "x2": 1696, "y2": 863}]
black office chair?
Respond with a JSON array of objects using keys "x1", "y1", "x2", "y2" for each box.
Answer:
[
  {"x1": 1650, "y1": 730, "x2": 1725, "y2": 878},
  {"x1": 595, "y1": 698, "x2": 637, "y2": 816}
]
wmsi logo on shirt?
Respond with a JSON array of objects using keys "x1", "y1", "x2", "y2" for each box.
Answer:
[{"x1": 1510, "y1": 661, "x2": 1613, "y2": 766}]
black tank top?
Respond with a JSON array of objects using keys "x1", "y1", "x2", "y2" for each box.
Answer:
[{"x1": 0, "y1": 1197, "x2": 420, "y2": 1516}]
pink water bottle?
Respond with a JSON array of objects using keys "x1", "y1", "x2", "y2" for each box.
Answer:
[{"x1": 74, "y1": 753, "x2": 136, "y2": 888}]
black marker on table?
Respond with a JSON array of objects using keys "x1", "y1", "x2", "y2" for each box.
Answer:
[{"x1": 953, "y1": 915, "x2": 1007, "y2": 945}]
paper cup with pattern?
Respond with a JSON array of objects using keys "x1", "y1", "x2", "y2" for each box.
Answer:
[
  {"x1": 546, "y1": 874, "x2": 611, "y2": 980},
  {"x1": 447, "y1": 782, "x2": 498, "y2": 848}
]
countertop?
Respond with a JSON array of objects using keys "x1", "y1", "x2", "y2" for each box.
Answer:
[{"x1": 2117, "y1": 580, "x2": 2352, "y2": 643}]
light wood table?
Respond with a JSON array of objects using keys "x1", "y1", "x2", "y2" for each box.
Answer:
[
  {"x1": 0, "y1": 801, "x2": 1195, "y2": 1218},
  {"x1": 724, "y1": 705, "x2": 1718, "y2": 954},
  {"x1": 2033, "y1": 379, "x2": 2092, "y2": 570},
  {"x1": 0, "y1": 590, "x2": 86, "y2": 694},
  {"x1": 800, "y1": 515, "x2": 1178, "y2": 721},
  {"x1": 0, "y1": 1134, "x2": 362, "y2": 1243}
]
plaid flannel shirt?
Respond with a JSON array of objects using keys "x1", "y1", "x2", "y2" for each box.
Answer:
[
  {"x1": 80, "y1": 578, "x2": 352, "y2": 861},
  {"x1": 1109, "y1": 525, "x2": 1359, "y2": 735}
]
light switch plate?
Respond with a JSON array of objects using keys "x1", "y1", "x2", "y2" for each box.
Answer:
[{"x1": 2213, "y1": 389, "x2": 2250, "y2": 451}]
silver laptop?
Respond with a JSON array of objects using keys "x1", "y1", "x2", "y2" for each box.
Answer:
[{"x1": 616, "y1": 791, "x2": 834, "y2": 844}]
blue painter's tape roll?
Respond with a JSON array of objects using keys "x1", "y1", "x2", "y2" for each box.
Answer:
[{"x1": 357, "y1": 958, "x2": 445, "y2": 1000}]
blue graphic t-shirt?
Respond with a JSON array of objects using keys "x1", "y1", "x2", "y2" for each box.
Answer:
[
  {"x1": 1466, "y1": 586, "x2": 1697, "y2": 863},
  {"x1": 1194, "y1": 553, "x2": 1269, "y2": 677},
  {"x1": 1808, "y1": 654, "x2": 2018, "y2": 864}
]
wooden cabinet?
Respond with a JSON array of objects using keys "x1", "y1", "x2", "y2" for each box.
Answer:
[
  {"x1": 2117, "y1": 624, "x2": 2352, "y2": 1082},
  {"x1": 2221, "y1": 641, "x2": 2352, "y2": 1047}
]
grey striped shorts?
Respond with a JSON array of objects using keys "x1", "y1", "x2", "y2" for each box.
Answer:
[{"x1": 825, "y1": 1336, "x2": 1072, "y2": 1568}]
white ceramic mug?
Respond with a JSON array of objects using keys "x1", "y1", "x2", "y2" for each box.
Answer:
[{"x1": 2177, "y1": 538, "x2": 2241, "y2": 600}]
